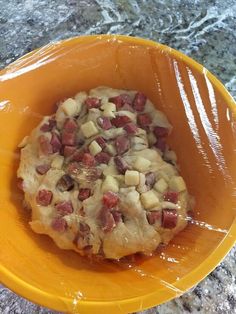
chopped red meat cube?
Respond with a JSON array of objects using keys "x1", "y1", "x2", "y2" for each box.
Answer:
[
  {"x1": 98, "y1": 206, "x2": 116, "y2": 233},
  {"x1": 164, "y1": 191, "x2": 178, "y2": 204},
  {"x1": 78, "y1": 188, "x2": 91, "y2": 201},
  {"x1": 137, "y1": 113, "x2": 152, "y2": 129},
  {"x1": 61, "y1": 130, "x2": 76, "y2": 146},
  {"x1": 82, "y1": 153, "x2": 95, "y2": 167},
  {"x1": 63, "y1": 145, "x2": 76, "y2": 157},
  {"x1": 72, "y1": 150, "x2": 84, "y2": 162},
  {"x1": 63, "y1": 118, "x2": 77, "y2": 132},
  {"x1": 124, "y1": 122, "x2": 138, "y2": 134},
  {"x1": 114, "y1": 135, "x2": 130, "y2": 155},
  {"x1": 51, "y1": 217, "x2": 67, "y2": 232},
  {"x1": 111, "y1": 209, "x2": 122, "y2": 224},
  {"x1": 145, "y1": 172, "x2": 156, "y2": 188},
  {"x1": 17, "y1": 178, "x2": 24, "y2": 191},
  {"x1": 40, "y1": 118, "x2": 56, "y2": 132},
  {"x1": 103, "y1": 191, "x2": 119, "y2": 209},
  {"x1": 67, "y1": 162, "x2": 80, "y2": 174},
  {"x1": 133, "y1": 92, "x2": 147, "y2": 111},
  {"x1": 162, "y1": 209, "x2": 177, "y2": 229},
  {"x1": 95, "y1": 152, "x2": 111, "y2": 164},
  {"x1": 56, "y1": 175, "x2": 74, "y2": 192},
  {"x1": 85, "y1": 97, "x2": 101, "y2": 109},
  {"x1": 97, "y1": 117, "x2": 112, "y2": 130},
  {"x1": 147, "y1": 211, "x2": 161, "y2": 225},
  {"x1": 38, "y1": 135, "x2": 53, "y2": 155},
  {"x1": 36, "y1": 164, "x2": 50, "y2": 175},
  {"x1": 114, "y1": 156, "x2": 130, "y2": 174},
  {"x1": 95, "y1": 136, "x2": 106, "y2": 149},
  {"x1": 55, "y1": 201, "x2": 74, "y2": 215},
  {"x1": 154, "y1": 137, "x2": 167, "y2": 152},
  {"x1": 111, "y1": 115, "x2": 131, "y2": 127},
  {"x1": 153, "y1": 126, "x2": 169, "y2": 138},
  {"x1": 36, "y1": 189, "x2": 53, "y2": 206},
  {"x1": 50, "y1": 132, "x2": 62, "y2": 153},
  {"x1": 109, "y1": 94, "x2": 132, "y2": 110}
]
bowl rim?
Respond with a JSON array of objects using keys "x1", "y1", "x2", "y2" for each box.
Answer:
[{"x1": 0, "y1": 34, "x2": 235, "y2": 313}]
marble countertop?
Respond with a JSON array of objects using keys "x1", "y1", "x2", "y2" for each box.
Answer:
[{"x1": 0, "y1": 1, "x2": 235, "y2": 313}]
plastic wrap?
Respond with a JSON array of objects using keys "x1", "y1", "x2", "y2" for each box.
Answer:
[{"x1": 0, "y1": 35, "x2": 235, "y2": 314}]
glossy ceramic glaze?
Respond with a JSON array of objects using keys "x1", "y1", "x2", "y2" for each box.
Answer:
[{"x1": 0, "y1": 35, "x2": 235, "y2": 314}]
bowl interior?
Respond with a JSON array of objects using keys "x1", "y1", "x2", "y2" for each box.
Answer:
[{"x1": 0, "y1": 36, "x2": 235, "y2": 313}]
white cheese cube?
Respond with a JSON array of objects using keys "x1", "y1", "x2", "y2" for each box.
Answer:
[
  {"x1": 154, "y1": 178, "x2": 168, "y2": 193},
  {"x1": 169, "y1": 176, "x2": 186, "y2": 192},
  {"x1": 81, "y1": 121, "x2": 99, "y2": 138},
  {"x1": 89, "y1": 140, "x2": 102, "y2": 156},
  {"x1": 125, "y1": 170, "x2": 140, "y2": 186},
  {"x1": 102, "y1": 175, "x2": 119, "y2": 193},
  {"x1": 134, "y1": 156, "x2": 151, "y2": 172},
  {"x1": 51, "y1": 156, "x2": 64, "y2": 169},
  {"x1": 140, "y1": 190, "x2": 160, "y2": 210},
  {"x1": 61, "y1": 98, "x2": 78, "y2": 116}
]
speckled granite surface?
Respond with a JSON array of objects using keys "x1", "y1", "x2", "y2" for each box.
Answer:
[{"x1": 0, "y1": 1, "x2": 235, "y2": 313}]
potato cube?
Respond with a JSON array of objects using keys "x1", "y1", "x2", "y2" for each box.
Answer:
[
  {"x1": 81, "y1": 121, "x2": 99, "y2": 138},
  {"x1": 169, "y1": 176, "x2": 186, "y2": 192},
  {"x1": 134, "y1": 156, "x2": 151, "y2": 172},
  {"x1": 61, "y1": 98, "x2": 78, "y2": 116},
  {"x1": 89, "y1": 140, "x2": 102, "y2": 156},
  {"x1": 51, "y1": 156, "x2": 64, "y2": 169},
  {"x1": 125, "y1": 170, "x2": 140, "y2": 186},
  {"x1": 140, "y1": 190, "x2": 160, "y2": 210},
  {"x1": 106, "y1": 144, "x2": 116, "y2": 156},
  {"x1": 101, "y1": 102, "x2": 116, "y2": 118},
  {"x1": 102, "y1": 175, "x2": 119, "y2": 193},
  {"x1": 154, "y1": 178, "x2": 168, "y2": 193}
]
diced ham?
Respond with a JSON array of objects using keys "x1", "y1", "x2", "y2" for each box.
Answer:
[
  {"x1": 164, "y1": 191, "x2": 178, "y2": 204},
  {"x1": 36, "y1": 189, "x2": 53, "y2": 206},
  {"x1": 36, "y1": 164, "x2": 50, "y2": 175},
  {"x1": 162, "y1": 209, "x2": 177, "y2": 229},
  {"x1": 111, "y1": 209, "x2": 122, "y2": 224},
  {"x1": 95, "y1": 136, "x2": 106, "y2": 149},
  {"x1": 61, "y1": 130, "x2": 76, "y2": 146},
  {"x1": 121, "y1": 103, "x2": 135, "y2": 112},
  {"x1": 109, "y1": 94, "x2": 132, "y2": 110},
  {"x1": 56, "y1": 175, "x2": 74, "y2": 192},
  {"x1": 50, "y1": 132, "x2": 62, "y2": 153},
  {"x1": 85, "y1": 97, "x2": 101, "y2": 109},
  {"x1": 153, "y1": 126, "x2": 169, "y2": 138},
  {"x1": 64, "y1": 118, "x2": 77, "y2": 132},
  {"x1": 40, "y1": 118, "x2": 56, "y2": 132},
  {"x1": 95, "y1": 152, "x2": 111, "y2": 164},
  {"x1": 111, "y1": 115, "x2": 131, "y2": 127},
  {"x1": 114, "y1": 135, "x2": 130, "y2": 155},
  {"x1": 103, "y1": 191, "x2": 119, "y2": 209},
  {"x1": 51, "y1": 217, "x2": 67, "y2": 232},
  {"x1": 154, "y1": 137, "x2": 167, "y2": 152},
  {"x1": 137, "y1": 113, "x2": 152, "y2": 129},
  {"x1": 97, "y1": 117, "x2": 112, "y2": 130},
  {"x1": 124, "y1": 122, "x2": 138, "y2": 134},
  {"x1": 133, "y1": 92, "x2": 147, "y2": 111},
  {"x1": 55, "y1": 201, "x2": 74, "y2": 215},
  {"x1": 17, "y1": 178, "x2": 24, "y2": 191},
  {"x1": 78, "y1": 188, "x2": 91, "y2": 201},
  {"x1": 63, "y1": 145, "x2": 76, "y2": 157},
  {"x1": 38, "y1": 135, "x2": 53, "y2": 155},
  {"x1": 82, "y1": 153, "x2": 95, "y2": 167},
  {"x1": 72, "y1": 150, "x2": 84, "y2": 162},
  {"x1": 99, "y1": 206, "x2": 116, "y2": 233},
  {"x1": 114, "y1": 156, "x2": 130, "y2": 174},
  {"x1": 147, "y1": 211, "x2": 161, "y2": 225},
  {"x1": 145, "y1": 172, "x2": 156, "y2": 188}
]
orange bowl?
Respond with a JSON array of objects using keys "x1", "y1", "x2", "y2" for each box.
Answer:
[{"x1": 0, "y1": 35, "x2": 235, "y2": 313}]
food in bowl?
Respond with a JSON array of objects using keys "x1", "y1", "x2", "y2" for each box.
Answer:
[{"x1": 17, "y1": 86, "x2": 193, "y2": 260}]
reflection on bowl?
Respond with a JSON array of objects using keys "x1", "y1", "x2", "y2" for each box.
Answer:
[{"x1": 0, "y1": 35, "x2": 235, "y2": 314}]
